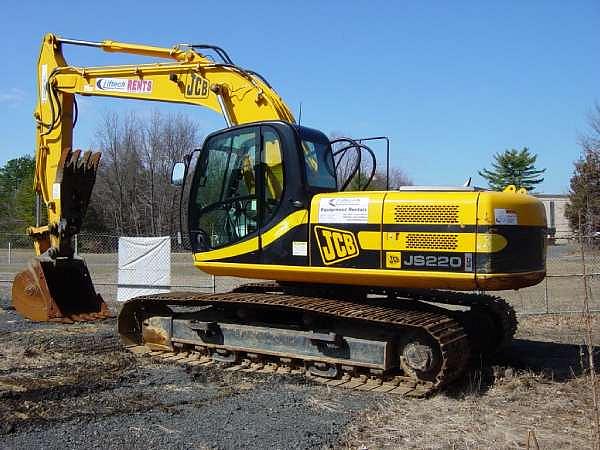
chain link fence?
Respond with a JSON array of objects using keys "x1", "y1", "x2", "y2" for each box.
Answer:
[
  {"x1": 0, "y1": 232, "x2": 598, "y2": 315},
  {"x1": 504, "y1": 237, "x2": 600, "y2": 315},
  {"x1": 0, "y1": 232, "x2": 220, "y2": 303}
]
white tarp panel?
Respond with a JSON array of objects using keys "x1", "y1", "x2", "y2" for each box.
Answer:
[{"x1": 117, "y1": 236, "x2": 171, "y2": 302}]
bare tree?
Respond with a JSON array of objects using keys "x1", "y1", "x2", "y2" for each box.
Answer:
[
  {"x1": 140, "y1": 112, "x2": 198, "y2": 235},
  {"x1": 93, "y1": 112, "x2": 143, "y2": 235},
  {"x1": 88, "y1": 110, "x2": 200, "y2": 236},
  {"x1": 329, "y1": 133, "x2": 411, "y2": 191},
  {"x1": 580, "y1": 102, "x2": 600, "y2": 154},
  {"x1": 368, "y1": 167, "x2": 413, "y2": 190},
  {"x1": 566, "y1": 102, "x2": 600, "y2": 236}
]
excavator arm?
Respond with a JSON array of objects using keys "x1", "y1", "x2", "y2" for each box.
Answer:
[{"x1": 13, "y1": 33, "x2": 295, "y2": 322}]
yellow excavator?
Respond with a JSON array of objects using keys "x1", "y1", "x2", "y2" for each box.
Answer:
[{"x1": 13, "y1": 33, "x2": 547, "y2": 395}]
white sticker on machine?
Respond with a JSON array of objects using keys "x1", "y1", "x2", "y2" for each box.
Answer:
[
  {"x1": 494, "y1": 208, "x2": 518, "y2": 225},
  {"x1": 292, "y1": 241, "x2": 308, "y2": 256},
  {"x1": 464, "y1": 252, "x2": 473, "y2": 272},
  {"x1": 52, "y1": 183, "x2": 61, "y2": 200},
  {"x1": 318, "y1": 197, "x2": 369, "y2": 223},
  {"x1": 40, "y1": 64, "x2": 48, "y2": 103}
]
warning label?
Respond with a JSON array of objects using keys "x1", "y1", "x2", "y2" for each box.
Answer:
[
  {"x1": 494, "y1": 208, "x2": 518, "y2": 225},
  {"x1": 292, "y1": 241, "x2": 308, "y2": 256},
  {"x1": 318, "y1": 197, "x2": 369, "y2": 223}
]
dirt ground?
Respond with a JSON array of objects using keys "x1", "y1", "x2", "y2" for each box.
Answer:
[{"x1": 1, "y1": 286, "x2": 599, "y2": 450}]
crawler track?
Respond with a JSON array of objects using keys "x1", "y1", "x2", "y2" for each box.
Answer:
[
  {"x1": 235, "y1": 282, "x2": 518, "y2": 355},
  {"x1": 389, "y1": 288, "x2": 518, "y2": 354},
  {"x1": 119, "y1": 288, "x2": 471, "y2": 397}
]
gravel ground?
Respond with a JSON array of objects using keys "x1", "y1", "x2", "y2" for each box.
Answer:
[
  {"x1": 0, "y1": 287, "x2": 376, "y2": 449},
  {"x1": 1, "y1": 285, "x2": 599, "y2": 449}
]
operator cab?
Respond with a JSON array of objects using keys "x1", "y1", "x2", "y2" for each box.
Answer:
[{"x1": 179, "y1": 121, "x2": 335, "y2": 254}]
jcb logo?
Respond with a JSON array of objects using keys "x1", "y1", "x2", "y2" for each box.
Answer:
[
  {"x1": 314, "y1": 226, "x2": 359, "y2": 265},
  {"x1": 184, "y1": 72, "x2": 210, "y2": 98},
  {"x1": 386, "y1": 252, "x2": 402, "y2": 268}
]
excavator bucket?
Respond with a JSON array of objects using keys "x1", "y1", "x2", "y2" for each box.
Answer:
[{"x1": 12, "y1": 256, "x2": 112, "y2": 323}]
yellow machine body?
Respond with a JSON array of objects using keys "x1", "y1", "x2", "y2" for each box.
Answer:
[{"x1": 193, "y1": 187, "x2": 546, "y2": 291}]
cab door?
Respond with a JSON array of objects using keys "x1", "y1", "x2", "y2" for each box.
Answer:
[{"x1": 257, "y1": 126, "x2": 310, "y2": 266}]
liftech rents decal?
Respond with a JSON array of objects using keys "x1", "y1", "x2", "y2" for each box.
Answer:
[
  {"x1": 318, "y1": 197, "x2": 369, "y2": 223},
  {"x1": 95, "y1": 78, "x2": 153, "y2": 94}
]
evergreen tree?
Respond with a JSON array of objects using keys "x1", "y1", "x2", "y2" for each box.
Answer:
[
  {"x1": 0, "y1": 155, "x2": 36, "y2": 232},
  {"x1": 14, "y1": 169, "x2": 36, "y2": 228},
  {"x1": 479, "y1": 148, "x2": 545, "y2": 191}
]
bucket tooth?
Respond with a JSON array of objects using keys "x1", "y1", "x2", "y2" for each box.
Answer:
[
  {"x1": 88, "y1": 152, "x2": 101, "y2": 171},
  {"x1": 11, "y1": 256, "x2": 112, "y2": 322},
  {"x1": 78, "y1": 150, "x2": 92, "y2": 171},
  {"x1": 67, "y1": 148, "x2": 81, "y2": 169}
]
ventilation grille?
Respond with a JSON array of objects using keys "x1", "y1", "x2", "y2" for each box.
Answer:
[
  {"x1": 393, "y1": 204, "x2": 460, "y2": 224},
  {"x1": 405, "y1": 233, "x2": 459, "y2": 250}
]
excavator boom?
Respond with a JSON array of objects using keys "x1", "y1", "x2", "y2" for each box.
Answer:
[{"x1": 13, "y1": 33, "x2": 294, "y2": 322}]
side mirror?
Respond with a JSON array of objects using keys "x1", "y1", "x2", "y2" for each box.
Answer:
[{"x1": 170, "y1": 162, "x2": 186, "y2": 186}]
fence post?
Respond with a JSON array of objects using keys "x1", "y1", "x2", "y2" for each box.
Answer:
[
  {"x1": 74, "y1": 234, "x2": 78, "y2": 255},
  {"x1": 544, "y1": 276, "x2": 549, "y2": 314},
  {"x1": 212, "y1": 274, "x2": 216, "y2": 293},
  {"x1": 7, "y1": 241, "x2": 11, "y2": 265},
  {"x1": 519, "y1": 290, "x2": 525, "y2": 314}
]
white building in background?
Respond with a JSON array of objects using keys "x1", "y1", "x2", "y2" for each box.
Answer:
[{"x1": 534, "y1": 194, "x2": 572, "y2": 240}]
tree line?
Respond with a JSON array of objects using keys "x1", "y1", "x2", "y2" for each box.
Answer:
[
  {"x1": 1, "y1": 105, "x2": 599, "y2": 237},
  {"x1": 0, "y1": 111, "x2": 199, "y2": 237}
]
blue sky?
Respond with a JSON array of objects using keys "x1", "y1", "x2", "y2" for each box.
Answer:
[{"x1": 0, "y1": 1, "x2": 598, "y2": 193}]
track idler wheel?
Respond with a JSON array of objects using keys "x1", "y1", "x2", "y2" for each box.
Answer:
[
  {"x1": 12, "y1": 256, "x2": 112, "y2": 323},
  {"x1": 399, "y1": 334, "x2": 442, "y2": 383}
]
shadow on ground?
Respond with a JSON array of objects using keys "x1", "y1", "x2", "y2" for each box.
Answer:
[{"x1": 447, "y1": 337, "x2": 599, "y2": 398}]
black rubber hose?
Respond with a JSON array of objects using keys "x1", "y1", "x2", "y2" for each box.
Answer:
[
  {"x1": 73, "y1": 96, "x2": 78, "y2": 128},
  {"x1": 331, "y1": 138, "x2": 377, "y2": 190},
  {"x1": 333, "y1": 143, "x2": 362, "y2": 191}
]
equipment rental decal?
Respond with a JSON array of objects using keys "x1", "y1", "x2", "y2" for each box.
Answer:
[
  {"x1": 95, "y1": 78, "x2": 153, "y2": 94},
  {"x1": 40, "y1": 64, "x2": 48, "y2": 103},
  {"x1": 318, "y1": 197, "x2": 369, "y2": 223}
]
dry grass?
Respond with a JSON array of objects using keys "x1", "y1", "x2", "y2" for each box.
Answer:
[
  {"x1": 340, "y1": 313, "x2": 600, "y2": 450},
  {"x1": 578, "y1": 238, "x2": 600, "y2": 450},
  {"x1": 341, "y1": 374, "x2": 594, "y2": 449}
]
